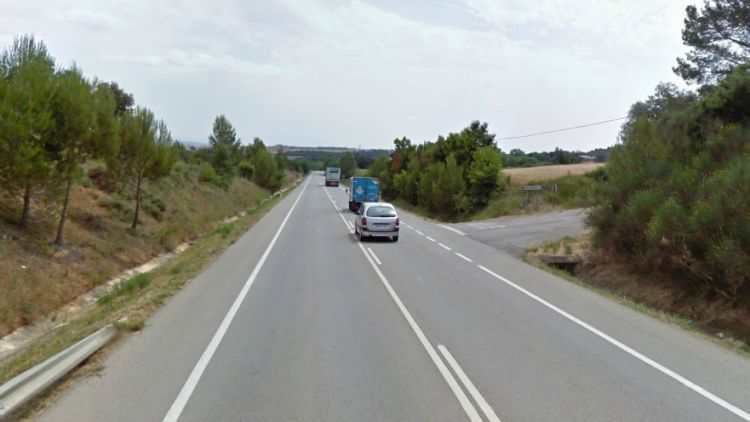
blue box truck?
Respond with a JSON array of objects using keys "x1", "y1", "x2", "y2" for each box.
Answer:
[{"x1": 348, "y1": 177, "x2": 380, "y2": 212}]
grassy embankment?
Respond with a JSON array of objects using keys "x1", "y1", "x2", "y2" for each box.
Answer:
[
  {"x1": 0, "y1": 163, "x2": 301, "y2": 412},
  {"x1": 0, "y1": 162, "x2": 279, "y2": 338},
  {"x1": 526, "y1": 235, "x2": 750, "y2": 354}
]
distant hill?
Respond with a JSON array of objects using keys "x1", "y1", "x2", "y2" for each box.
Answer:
[{"x1": 269, "y1": 145, "x2": 390, "y2": 168}]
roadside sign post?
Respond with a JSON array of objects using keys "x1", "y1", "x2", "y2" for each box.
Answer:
[{"x1": 523, "y1": 185, "x2": 543, "y2": 210}]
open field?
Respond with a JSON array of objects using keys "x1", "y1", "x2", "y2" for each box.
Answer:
[{"x1": 503, "y1": 163, "x2": 604, "y2": 184}]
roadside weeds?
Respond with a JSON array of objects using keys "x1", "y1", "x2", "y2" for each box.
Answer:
[
  {"x1": 0, "y1": 179, "x2": 300, "y2": 420},
  {"x1": 525, "y1": 234, "x2": 750, "y2": 358}
]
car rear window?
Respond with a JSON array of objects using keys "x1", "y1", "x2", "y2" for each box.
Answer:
[
  {"x1": 327, "y1": 168, "x2": 339, "y2": 173},
  {"x1": 366, "y1": 206, "x2": 396, "y2": 217}
]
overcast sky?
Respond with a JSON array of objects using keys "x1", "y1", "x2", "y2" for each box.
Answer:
[{"x1": 2, "y1": 0, "x2": 693, "y2": 151}]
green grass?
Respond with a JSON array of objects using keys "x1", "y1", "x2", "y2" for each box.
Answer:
[
  {"x1": 97, "y1": 273, "x2": 152, "y2": 306},
  {"x1": 113, "y1": 318, "x2": 145, "y2": 332},
  {"x1": 214, "y1": 223, "x2": 234, "y2": 238},
  {"x1": 473, "y1": 173, "x2": 599, "y2": 220}
]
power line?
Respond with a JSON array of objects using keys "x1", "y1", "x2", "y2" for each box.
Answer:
[{"x1": 496, "y1": 116, "x2": 627, "y2": 140}]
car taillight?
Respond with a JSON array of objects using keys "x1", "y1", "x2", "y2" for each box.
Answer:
[
  {"x1": 395, "y1": 217, "x2": 400, "y2": 227},
  {"x1": 361, "y1": 217, "x2": 367, "y2": 226}
]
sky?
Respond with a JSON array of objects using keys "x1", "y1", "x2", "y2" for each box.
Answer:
[{"x1": 1, "y1": 0, "x2": 693, "y2": 152}]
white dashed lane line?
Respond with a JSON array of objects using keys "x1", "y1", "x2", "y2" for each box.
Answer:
[
  {"x1": 438, "y1": 243, "x2": 452, "y2": 251},
  {"x1": 455, "y1": 252, "x2": 473, "y2": 263},
  {"x1": 415, "y1": 230, "x2": 424, "y2": 236},
  {"x1": 425, "y1": 236, "x2": 436, "y2": 242}
]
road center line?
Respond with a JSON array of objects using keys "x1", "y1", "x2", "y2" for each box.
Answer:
[
  {"x1": 366, "y1": 247, "x2": 382, "y2": 265},
  {"x1": 438, "y1": 243, "x2": 452, "y2": 251},
  {"x1": 323, "y1": 184, "x2": 483, "y2": 421},
  {"x1": 356, "y1": 245, "x2": 481, "y2": 421},
  {"x1": 438, "y1": 345, "x2": 502, "y2": 422},
  {"x1": 475, "y1": 264, "x2": 750, "y2": 421},
  {"x1": 163, "y1": 177, "x2": 310, "y2": 422},
  {"x1": 438, "y1": 224, "x2": 466, "y2": 236},
  {"x1": 455, "y1": 253, "x2": 473, "y2": 263}
]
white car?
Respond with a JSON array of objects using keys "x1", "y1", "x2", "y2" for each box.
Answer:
[{"x1": 354, "y1": 202, "x2": 399, "y2": 242}]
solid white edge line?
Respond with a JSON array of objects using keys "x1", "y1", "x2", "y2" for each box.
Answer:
[
  {"x1": 357, "y1": 242, "x2": 481, "y2": 422},
  {"x1": 438, "y1": 224, "x2": 466, "y2": 236},
  {"x1": 438, "y1": 345, "x2": 502, "y2": 422},
  {"x1": 475, "y1": 265, "x2": 750, "y2": 421},
  {"x1": 163, "y1": 177, "x2": 310, "y2": 422},
  {"x1": 438, "y1": 243, "x2": 452, "y2": 251},
  {"x1": 455, "y1": 252, "x2": 473, "y2": 263},
  {"x1": 366, "y1": 247, "x2": 382, "y2": 265},
  {"x1": 425, "y1": 236, "x2": 436, "y2": 242}
]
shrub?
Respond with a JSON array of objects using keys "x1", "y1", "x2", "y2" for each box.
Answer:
[
  {"x1": 590, "y1": 67, "x2": 750, "y2": 302},
  {"x1": 198, "y1": 162, "x2": 221, "y2": 185}
]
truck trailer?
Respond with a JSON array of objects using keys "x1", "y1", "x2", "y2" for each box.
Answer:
[
  {"x1": 348, "y1": 177, "x2": 380, "y2": 212},
  {"x1": 325, "y1": 167, "x2": 341, "y2": 187}
]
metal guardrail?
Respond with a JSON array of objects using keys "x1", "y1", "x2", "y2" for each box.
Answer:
[{"x1": 0, "y1": 325, "x2": 116, "y2": 420}]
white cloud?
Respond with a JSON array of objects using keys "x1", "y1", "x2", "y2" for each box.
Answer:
[
  {"x1": 66, "y1": 9, "x2": 118, "y2": 30},
  {"x1": 0, "y1": 0, "x2": 694, "y2": 151},
  {"x1": 102, "y1": 50, "x2": 282, "y2": 75}
]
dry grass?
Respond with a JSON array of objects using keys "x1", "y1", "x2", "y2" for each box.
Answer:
[
  {"x1": 0, "y1": 186, "x2": 295, "y2": 420},
  {"x1": 504, "y1": 163, "x2": 604, "y2": 185},
  {"x1": 526, "y1": 234, "x2": 750, "y2": 354},
  {"x1": 0, "y1": 163, "x2": 270, "y2": 338}
]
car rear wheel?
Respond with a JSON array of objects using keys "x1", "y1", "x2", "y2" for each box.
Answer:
[{"x1": 392, "y1": 235, "x2": 399, "y2": 242}]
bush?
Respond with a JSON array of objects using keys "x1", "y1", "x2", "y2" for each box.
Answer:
[
  {"x1": 590, "y1": 67, "x2": 750, "y2": 302},
  {"x1": 97, "y1": 197, "x2": 134, "y2": 221},
  {"x1": 198, "y1": 162, "x2": 220, "y2": 185}
]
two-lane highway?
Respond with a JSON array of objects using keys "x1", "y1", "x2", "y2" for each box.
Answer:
[{"x1": 41, "y1": 173, "x2": 750, "y2": 421}]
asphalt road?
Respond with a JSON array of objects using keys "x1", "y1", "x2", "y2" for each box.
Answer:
[
  {"x1": 40, "y1": 173, "x2": 750, "y2": 422},
  {"x1": 445, "y1": 209, "x2": 589, "y2": 257}
]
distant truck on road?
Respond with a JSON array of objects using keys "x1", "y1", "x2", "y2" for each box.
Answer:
[
  {"x1": 348, "y1": 177, "x2": 380, "y2": 212},
  {"x1": 325, "y1": 167, "x2": 341, "y2": 187}
]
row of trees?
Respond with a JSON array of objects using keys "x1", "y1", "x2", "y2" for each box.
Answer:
[
  {"x1": 0, "y1": 35, "x2": 177, "y2": 244},
  {"x1": 367, "y1": 121, "x2": 505, "y2": 218},
  {"x1": 590, "y1": 0, "x2": 750, "y2": 302},
  {"x1": 199, "y1": 115, "x2": 290, "y2": 191},
  {"x1": 502, "y1": 147, "x2": 610, "y2": 168}
]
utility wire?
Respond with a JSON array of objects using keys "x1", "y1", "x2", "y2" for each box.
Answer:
[{"x1": 496, "y1": 116, "x2": 627, "y2": 140}]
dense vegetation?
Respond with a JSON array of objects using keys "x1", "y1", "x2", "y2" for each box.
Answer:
[
  {"x1": 591, "y1": 0, "x2": 750, "y2": 304},
  {"x1": 367, "y1": 121, "x2": 505, "y2": 219},
  {"x1": 283, "y1": 147, "x2": 390, "y2": 171},
  {"x1": 503, "y1": 147, "x2": 609, "y2": 168},
  {"x1": 0, "y1": 35, "x2": 303, "y2": 247}
]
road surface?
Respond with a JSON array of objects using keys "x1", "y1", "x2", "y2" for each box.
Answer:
[
  {"x1": 41, "y1": 173, "x2": 750, "y2": 421},
  {"x1": 444, "y1": 209, "x2": 588, "y2": 257}
]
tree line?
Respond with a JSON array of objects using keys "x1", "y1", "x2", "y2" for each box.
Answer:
[
  {"x1": 503, "y1": 147, "x2": 610, "y2": 168},
  {"x1": 590, "y1": 0, "x2": 750, "y2": 303},
  {"x1": 0, "y1": 35, "x2": 177, "y2": 244},
  {"x1": 367, "y1": 121, "x2": 505, "y2": 218},
  {"x1": 0, "y1": 35, "x2": 304, "y2": 246},
  {"x1": 183, "y1": 115, "x2": 296, "y2": 191}
]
